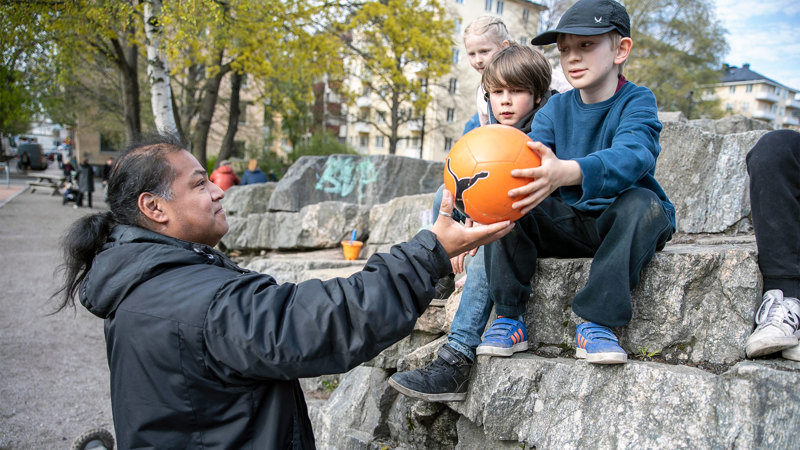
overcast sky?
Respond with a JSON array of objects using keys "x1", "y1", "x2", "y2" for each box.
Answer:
[{"x1": 713, "y1": 0, "x2": 800, "y2": 90}]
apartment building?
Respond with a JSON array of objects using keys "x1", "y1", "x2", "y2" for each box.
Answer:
[
  {"x1": 340, "y1": 0, "x2": 547, "y2": 161},
  {"x1": 206, "y1": 0, "x2": 547, "y2": 161},
  {"x1": 701, "y1": 63, "x2": 800, "y2": 130}
]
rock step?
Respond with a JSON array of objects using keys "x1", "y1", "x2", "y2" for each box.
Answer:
[
  {"x1": 451, "y1": 354, "x2": 800, "y2": 448},
  {"x1": 307, "y1": 355, "x2": 800, "y2": 449},
  {"x1": 249, "y1": 238, "x2": 763, "y2": 366},
  {"x1": 520, "y1": 238, "x2": 761, "y2": 365}
]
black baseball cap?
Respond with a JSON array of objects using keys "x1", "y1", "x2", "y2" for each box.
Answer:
[{"x1": 531, "y1": 0, "x2": 630, "y2": 46}]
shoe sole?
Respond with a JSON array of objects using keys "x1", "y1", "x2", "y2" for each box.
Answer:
[
  {"x1": 745, "y1": 336, "x2": 799, "y2": 358},
  {"x1": 575, "y1": 348, "x2": 628, "y2": 364},
  {"x1": 387, "y1": 377, "x2": 466, "y2": 402},
  {"x1": 782, "y1": 343, "x2": 800, "y2": 361},
  {"x1": 476, "y1": 341, "x2": 528, "y2": 357}
]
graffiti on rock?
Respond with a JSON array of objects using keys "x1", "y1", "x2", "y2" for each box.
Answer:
[{"x1": 315, "y1": 156, "x2": 378, "y2": 201}]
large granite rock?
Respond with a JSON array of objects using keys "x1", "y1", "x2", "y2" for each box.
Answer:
[
  {"x1": 220, "y1": 182, "x2": 276, "y2": 217},
  {"x1": 268, "y1": 154, "x2": 444, "y2": 212},
  {"x1": 447, "y1": 356, "x2": 800, "y2": 448},
  {"x1": 363, "y1": 193, "x2": 436, "y2": 255},
  {"x1": 220, "y1": 201, "x2": 371, "y2": 251},
  {"x1": 657, "y1": 124, "x2": 769, "y2": 233},
  {"x1": 687, "y1": 114, "x2": 773, "y2": 134},
  {"x1": 524, "y1": 239, "x2": 761, "y2": 365}
]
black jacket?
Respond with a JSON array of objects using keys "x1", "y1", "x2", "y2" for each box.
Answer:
[{"x1": 80, "y1": 225, "x2": 450, "y2": 449}]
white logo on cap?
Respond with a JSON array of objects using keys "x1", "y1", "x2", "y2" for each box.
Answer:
[{"x1": 594, "y1": 16, "x2": 603, "y2": 23}]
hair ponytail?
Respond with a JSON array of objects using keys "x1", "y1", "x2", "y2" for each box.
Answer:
[{"x1": 51, "y1": 211, "x2": 116, "y2": 312}]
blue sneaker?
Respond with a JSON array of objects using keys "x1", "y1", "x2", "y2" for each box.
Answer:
[
  {"x1": 575, "y1": 322, "x2": 627, "y2": 364},
  {"x1": 476, "y1": 317, "x2": 528, "y2": 357}
]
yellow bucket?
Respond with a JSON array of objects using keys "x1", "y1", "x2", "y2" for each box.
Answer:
[{"x1": 341, "y1": 240, "x2": 363, "y2": 260}]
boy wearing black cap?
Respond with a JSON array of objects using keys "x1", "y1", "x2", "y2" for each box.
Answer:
[{"x1": 478, "y1": 0, "x2": 675, "y2": 365}]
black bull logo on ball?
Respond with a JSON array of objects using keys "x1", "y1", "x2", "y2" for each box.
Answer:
[{"x1": 446, "y1": 158, "x2": 489, "y2": 216}]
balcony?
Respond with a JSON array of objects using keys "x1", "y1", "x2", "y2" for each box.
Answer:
[
  {"x1": 407, "y1": 120, "x2": 422, "y2": 132},
  {"x1": 356, "y1": 96, "x2": 371, "y2": 107},
  {"x1": 354, "y1": 122, "x2": 371, "y2": 133},
  {"x1": 751, "y1": 110, "x2": 776, "y2": 121},
  {"x1": 782, "y1": 116, "x2": 799, "y2": 126},
  {"x1": 754, "y1": 91, "x2": 780, "y2": 103},
  {"x1": 786, "y1": 99, "x2": 800, "y2": 110}
]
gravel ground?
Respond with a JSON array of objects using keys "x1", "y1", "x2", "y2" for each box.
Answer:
[{"x1": 0, "y1": 187, "x2": 114, "y2": 449}]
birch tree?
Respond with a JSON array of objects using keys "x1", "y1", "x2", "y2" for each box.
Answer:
[{"x1": 143, "y1": 0, "x2": 177, "y2": 134}]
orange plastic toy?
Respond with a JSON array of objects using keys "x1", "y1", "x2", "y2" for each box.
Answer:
[{"x1": 443, "y1": 124, "x2": 541, "y2": 224}]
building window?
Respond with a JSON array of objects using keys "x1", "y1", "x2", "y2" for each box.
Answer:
[
  {"x1": 452, "y1": 48, "x2": 460, "y2": 64},
  {"x1": 729, "y1": 86, "x2": 736, "y2": 94},
  {"x1": 496, "y1": 0, "x2": 504, "y2": 14},
  {"x1": 411, "y1": 136, "x2": 420, "y2": 148},
  {"x1": 742, "y1": 102, "x2": 749, "y2": 111},
  {"x1": 239, "y1": 102, "x2": 249, "y2": 125},
  {"x1": 377, "y1": 111, "x2": 386, "y2": 124},
  {"x1": 726, "y1": 103, "x2": 733, "y2": 111},
  {"x1": 446, "y1": 108, "x2": 455, "y2": 122},
  {"x1": 457, "y1": 0, "x2": 463, "y2": 3},
  {"x1": 375, "y1": 135, "x2": 384, "y2": 148},
  {"x1": 359, "y1": 107, "x2": 370, "y2": 121},
  {"x1": 522, "y1": 8, "x2": 530, "y2": 23},
  {"x1": 705, "y1": 88, "x2": 713, "y2": 96},
  {"x1": 454, "y1": 18, "x2": 460, "y2": 34},
  {"x1": 359, "y1": 134, "x2": 369, "y2": 148},
  {"x1": 444, "y1": 137, "x2": 453, "y2": 151},
  {"x1": 449, "y1": 78, "x2": 458, "y2": 94},
  {"x1": 746, "y1": 84, "x2": 753, "y2": 93},
  {"x1": 485, "y1": 0, "x2": 492, "y2": 12},
  {"x1": 775, "y1": 87, "x2": 782, "y2": 96}
]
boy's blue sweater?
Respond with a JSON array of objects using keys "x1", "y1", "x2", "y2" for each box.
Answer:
[{"x1": 530, "y1": 82, "x2": 676, "y2": 230}]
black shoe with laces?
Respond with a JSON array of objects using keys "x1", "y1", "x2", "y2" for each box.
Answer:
[
  {"x1": 388, "y1": 344, "x2": 473, "y2": 402},
  {"x1": 433, "y1": 273, "x2": 455, "y2": 300}
]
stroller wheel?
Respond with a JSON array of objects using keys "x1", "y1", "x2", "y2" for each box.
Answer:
[{"x1": 70, "y1": 428, "x2": 115, "y2": 450}]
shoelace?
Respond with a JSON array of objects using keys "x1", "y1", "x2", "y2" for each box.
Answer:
[{"x1": 755, "y1": 292, "x2": 799, "y2": 328}]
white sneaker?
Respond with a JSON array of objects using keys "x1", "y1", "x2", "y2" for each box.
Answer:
[{"x1": 745, "y1": 290, "x2": 800, "y2": 358}]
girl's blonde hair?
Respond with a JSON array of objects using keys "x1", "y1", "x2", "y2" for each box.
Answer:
[
  {"x1": 463, "y1": 15, "x2": 511, "y2": 45},
  {"x1": 482, "y1": 43, "x2": 552, "y2": 102}
]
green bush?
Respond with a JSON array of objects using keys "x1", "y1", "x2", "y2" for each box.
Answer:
[{"x1": 288, "y1": 131, "x2": 356, "y2": 163}]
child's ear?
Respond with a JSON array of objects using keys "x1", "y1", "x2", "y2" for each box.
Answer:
[
  {"x1": 501, "y1": 39, "x2": 510, "y2": 48},
  {"x1": 615, "y1": 37, "x2": 633, "y2": 65}
]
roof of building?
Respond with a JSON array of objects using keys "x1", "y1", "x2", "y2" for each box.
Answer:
[{"x1": 721, "y1": 63, "x2": 795, "y2": 91}]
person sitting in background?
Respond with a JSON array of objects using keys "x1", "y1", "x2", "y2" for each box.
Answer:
[
  {"x1": 240, "y1": 158, "x2": 268, "y2": 185},
  {"x1": 209, "y1": 159, "x2": 240, "y2": 191}
]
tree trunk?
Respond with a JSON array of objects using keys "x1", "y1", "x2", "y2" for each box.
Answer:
[
  {"x1": 190, "y1": 52, "x2": 229, "y2": 166},
  {"x1": 217, "y1": 71, "x2": 242, "y2": 165},
  {"x1": 143, "y1": 0, "x2": 177, "y2": 134},
  {"x1": 111, "y1": 22, "x2": 141, "y2": 143},
  {"x1": 388, "y1": 89, "x2": 400, "y2": 155}
]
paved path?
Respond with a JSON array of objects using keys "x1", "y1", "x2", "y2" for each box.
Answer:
[{"x1": 0, "y1": 183, "x2": 113, "y2": 447}]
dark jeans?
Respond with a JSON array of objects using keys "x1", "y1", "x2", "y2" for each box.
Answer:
[
  {"x1": 77, "y1": 191, "x2": 92, "y2": 208},
  {"x1": 746, "y1": 129, "x2": 800, "y2": 298},
  {"x1": 485, "y1": 188, "x2": 673, "y2": 327}
]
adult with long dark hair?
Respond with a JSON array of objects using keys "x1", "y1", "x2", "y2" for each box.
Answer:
[{"x1": 52, "y1": 134, "x2": 512, "y2": 449}]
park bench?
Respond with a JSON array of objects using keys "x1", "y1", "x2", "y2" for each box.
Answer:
[{"x1": 27, "y1": 173, "x2": 65, "y2": 196}]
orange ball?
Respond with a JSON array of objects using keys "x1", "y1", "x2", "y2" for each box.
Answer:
[{"x1": 443, "y1": 124, "x2": 541, "y2": 224}]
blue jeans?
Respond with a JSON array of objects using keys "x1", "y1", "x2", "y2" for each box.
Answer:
[
  {"x1": 432, "y1": 184, "x2": 490, "y2": 361},
  {"x1": 486, "y1": 188, "x2": 673, "y2": 327}
]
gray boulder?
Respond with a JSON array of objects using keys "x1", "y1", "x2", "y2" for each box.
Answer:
[
  {"x1": 220, "y1": 182, "x2": 276, "y2": 217},
  {"x1": 687, "y1": 114, "x2": 773, "y2": 134},
  {"x1": 657, "y1": 123, "x2": 769, "y2": 233},
  {"x1": 363, "y1": 193, "x2": 436, "y2": 255},
  {"x1": 268, "y1": 154, "x2": 444, "y2": 212},
  {"x1": 220, "y1": 201, "x2": 371, "y2": 251}
]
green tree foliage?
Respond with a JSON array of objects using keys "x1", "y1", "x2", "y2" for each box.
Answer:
[
  {"x1": 0, "y1": 3, "x2": 54, "y2": 134},
  {"x1": 622, "y1": 0, "x2": 728, "y2": 118},
  {"x1": 336, "y1": 0, "x2": 454, "y2": 154},
  {"x1": 162, "y1": 0, "x2": 345, "y2": 162},
  {"x1": 288, "y1": 130, "x2": 357, "y2": 163}
]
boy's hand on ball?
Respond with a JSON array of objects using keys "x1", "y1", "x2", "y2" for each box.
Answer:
[
  {"x1": 509, "y1": 141, "x2": 582, "y2": 214},
  {"x1": 431, "y1": 190, "x2": 514, "y2": 258}
]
